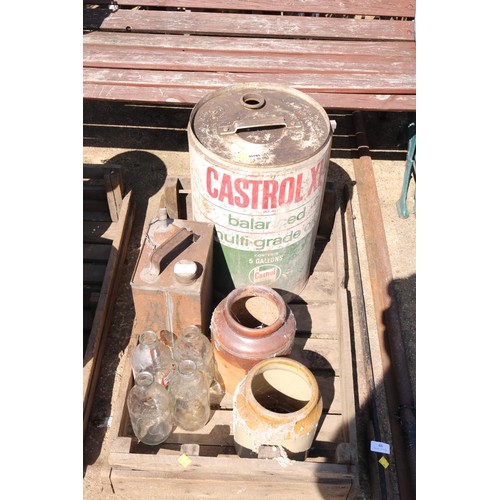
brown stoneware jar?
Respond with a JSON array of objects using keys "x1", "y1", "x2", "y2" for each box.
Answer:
[{"x1": 210, "y1": 285, "x2": 296, "y2": 395}]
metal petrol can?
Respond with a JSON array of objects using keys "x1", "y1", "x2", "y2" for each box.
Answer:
[
  {"x1": 130, "y1": 208, "x2": 214, "y2": 338},
  {"x1": 187, "y1": 84, "x2": 334, "y2": 299}
]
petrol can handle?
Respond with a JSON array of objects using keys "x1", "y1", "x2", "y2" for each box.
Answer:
[
  {"x1": 218, "y1": 114, "x2": 288, "y2": 136},
  {"x1": 141, "y1": 226, "x2": 195, "y2": 282}
]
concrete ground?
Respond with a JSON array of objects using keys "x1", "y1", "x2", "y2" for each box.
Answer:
[{"x1": 83, "y1": 102, "x2": 416, "y2": 499}]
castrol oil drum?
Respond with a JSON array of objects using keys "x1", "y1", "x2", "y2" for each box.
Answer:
[{"x1": 187, "y1": 84, "x2": 334, "y2": 299}]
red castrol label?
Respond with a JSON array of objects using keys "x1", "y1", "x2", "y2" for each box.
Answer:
[{"x1": 188, "y1": 84, "x2": 333, "y2": 298}]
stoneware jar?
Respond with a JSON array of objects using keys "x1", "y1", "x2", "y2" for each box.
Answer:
[
  {"x1": 232, "y1": 357, "x2": 322, "y2": 461},
  {"x1": 210, "y1": 285, "x2": 296, "y2": 395}
]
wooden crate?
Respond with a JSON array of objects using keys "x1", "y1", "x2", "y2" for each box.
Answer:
[
  {"x1": 104, "y1": 178, "x2": 359, "y2": 499},
  {"x1": 83, "y1": 164, "x2": 135, "y2": 437}
]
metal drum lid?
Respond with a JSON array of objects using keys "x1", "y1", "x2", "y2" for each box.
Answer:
[{"x1": 190, "y1": 84, "x2": 331, "y2": 167}]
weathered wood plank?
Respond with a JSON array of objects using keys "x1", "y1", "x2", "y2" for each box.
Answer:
[
  {"x1": 84, "y1": 50, "x2": 413, "y2": 80},
  {"x1": 83, "y1": 242, "x2": 112, "y2": 262},
  {"x1": 83, "y1": 220, "x2": 119, "y2": 243},
  {"x1": 83, "y1": 262, "x2": 107, "y2": 285},
  {"x1": 83, "y1": 199, "x2": 113, "y2": 221},
  {"x1": 290, "y1": 302, "x2": 339, "y2": 338},
  {"x1": 83, "y1": 182, "x2": 107, "y2": 201},
  {"x1": 110, "y1": 429, "x2": 353, "y2": 469},
  {"x1": 83, "y1": 191, "x2": 135, "y2": 437},
  {"x1": 110, "y1": 466, "x2": 354, "y2": 499},
  {"x1": 291, "y1": 336, "x2": 339, "y2": 372},
  {"x1": 332, "y1": 204, "x2": 359, "y2": 483},
  {"x1": 104, "y1": 168, "x2": 123, "y2": 222},
  {"x1": 84, "y1": 0, "x2": 416, "y2": 18},
  {"x1": 83, "y1": 309, "x2": 95, "y2": 333},
  {"x1": 83, "y1": 163, "x2": 123, "y2": 180},
  {"x1": 84, "y1": 31, "x2": 415, "y2": 58},
  {"x1": 83, "y1": 286, "x2": 101, "y2": 308},
  {"x1": 83, "y1": 10, "x2": 415, "y2": 41},
  {"x1": 117, "y1": 410, "x2": 347, "y2": 449},
  {"x1": 297, "y1": 271, "x2": 336, "y2": 303},
  {"x1": 83, "y1": 67, "x2": 415, "y2": 94},
  {"x1": 83, "y1": 82, "x2": 416, "y2": 111}
]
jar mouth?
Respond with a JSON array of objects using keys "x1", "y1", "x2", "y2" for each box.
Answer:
[
  {"x1": 224, "y1": 286, "x2": 285, "y2": 337},
  {"x1": 245, "y1": 358, "x2": 319, "y2": 419},
  {"x1": 139, "y1": 330, "x2": 158, "y2": 347},
  {"x1": 136, "y1": 371, "x2": 154, "y2": 386},
  {"x1": 178, "y1": 359, "x2": 197, "y2": 376}
]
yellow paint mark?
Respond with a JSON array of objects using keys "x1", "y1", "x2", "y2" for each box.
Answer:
[{"x1": 178, "y1": 453, "x2": 192, "y2": 467}]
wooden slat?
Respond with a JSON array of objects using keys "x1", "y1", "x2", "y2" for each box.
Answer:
[
  {"x1": 83, "y1": 242, "x2": 112, "y2": 261},
  {"x1": 104, "y1": 168, "x2": 123, "y2": 222},
  {"x1": 291, "y1": 302, "x2": 338, "y2": 338},
  {"x1": 109, "y1": 463, "x2": 354, "y2": 500},
  {"x1": 83, "y1": 182, "x2": 107, "y2": 201},
  {"x1": 83, "y1": 163, "x2": 122, "y2": 180},
  {"x1": 83, "y1": 66, "x2": 415, "y2": 94},
  {"x1": 83, "y1": 10, "x2": 415, "y2": 41},
  {"x1": 83, "y1": 285, "x2": 101, "y2": 306},
  {"x1": 83, "y1": 191, "x2": 135, "y2": 437},
  {"x1": 83, "y1": 262, "x2": 108, "y2": 284},
  {"x1": 83, "y1": 309, "x2": 95, "y2": 332},
  {"x1": 113, "y1": 410, "x2": 345, "y2": 455},
  {"x1": 84, "y1": 46, "x2": 414, "y2": 76},
  {"x1": 84, "y1": 164, "x2": 124, "y2": 221},
  {"x1": 83, "y1": 220, "x2": 119, "y2": 243},
  {"x1": 110, "y1": 434, "x2": 353, "y2": 472},
  {"x1": 83, "y1": 199, "x2": 113, "y2": 218},
  {"x1": 84, "y1": 0, "x2": 416, "y2": 18},
  {"x1": 297, "y1": 271, "x2": 336, "y2": 303},
  {"x1": 83, "y1": 82, "x2": 416, "y2": 111},
  {"x1": 110, "y1": 468, "x2": 355, "y2": 500},
  {"x1": 331, "y1": 203, "x2": 359, "y2": 482},
  {"x1": 84, "y1": 31, "x2": 416, "y2": 58}
]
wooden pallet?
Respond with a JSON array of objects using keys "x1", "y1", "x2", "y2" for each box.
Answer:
[
  {"x1": 103, "y1": 178, "x2": 359, "y2": 498},
  {"x1": 83, "y1": 164, "x2": 135, "y2": 437}
]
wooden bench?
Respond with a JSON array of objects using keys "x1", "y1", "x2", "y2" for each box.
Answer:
[{"x1": 83, "y1": 1, "x2": 416, "y2": 112}]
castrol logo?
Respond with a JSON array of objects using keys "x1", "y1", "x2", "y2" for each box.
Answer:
[{"x1": 249, "y1": 265, "x2": 282, "y2": 284}]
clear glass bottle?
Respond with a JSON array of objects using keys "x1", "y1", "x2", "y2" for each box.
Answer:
[
  {"x1": 126, "y1": 371, "x2": 174, "y2": 445},
  {"x1": 173, "y1": 325, "x2": 215, "y2": 385},
  {"x1": 131, "y1": 330, "x2": 175, "y2": 389},
  {"x1": 169, "y1": 359, "x2": 210, "y2": 431}
]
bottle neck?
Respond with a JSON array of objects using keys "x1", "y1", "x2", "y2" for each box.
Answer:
[
  {"x1": 135, "y1": 371, "x2": 155, "y2": 387},
  {"x1": 139, "y1": 330, "x2": 158, "y2": 349},
  {"x1": 178, "y1": 359, "x2": 197, "y2": 378}
]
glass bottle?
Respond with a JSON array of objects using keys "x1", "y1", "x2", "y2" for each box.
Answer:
[
  {"x1": 173, "y1": 325, "x2": 215, "y2": 385},
  {"x1": 126, "y1": 371, "x2": 174, "y2": 445},
  {"x1": 169, "y1": 359, "x2": 210, "y2": 431},
  {"x1": 131, "y1": 330, "x2": 174, "y2": 389}
]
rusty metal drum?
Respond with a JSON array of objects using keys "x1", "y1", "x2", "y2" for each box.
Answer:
[
  {"x1": 187, "y1": 83, "x2": 333, "y2": 298},
  {"x1": 232, "y1": 357, "x2": 322, "y2": 461},
  {"x1": 210, "y1": 285, "x2": 296, "y2": 396}
]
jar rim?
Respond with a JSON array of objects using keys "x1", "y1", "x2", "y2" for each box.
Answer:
[
  {"x1": 135, "y1": 371, "x2": 154, "y2": 385},
  {"x1": 223, "y1": 285, "x2": 286, "y2": 338},
  {"x1": 242, "y1": 358, "x2": 320, "y2": 420},
  {"x1": 139, "y1": 330, "x2": 158, "y2": 347}
]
